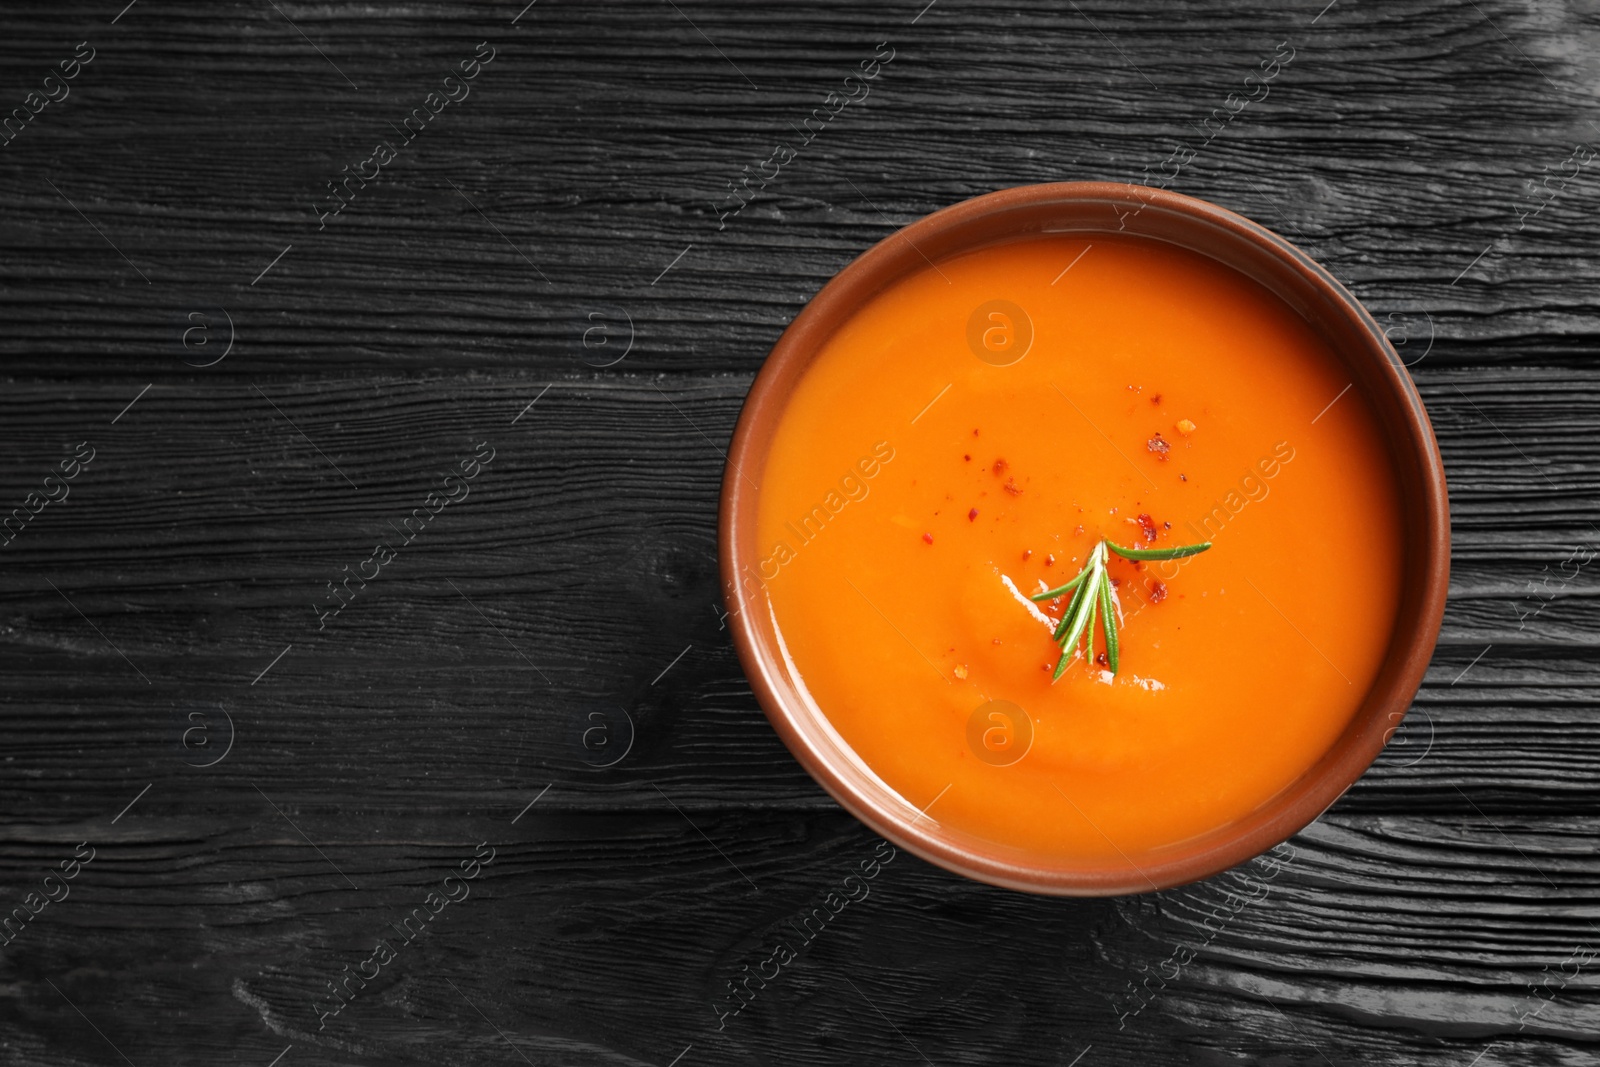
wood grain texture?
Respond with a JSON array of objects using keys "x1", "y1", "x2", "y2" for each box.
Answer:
[{"x1": 0, "y1": 0, "x2": 1598, "y2": 1064}]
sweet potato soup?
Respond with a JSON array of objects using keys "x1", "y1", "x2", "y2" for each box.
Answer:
[{"x1": 748, "y1": 232, "x2": 1404, "y2": 866}]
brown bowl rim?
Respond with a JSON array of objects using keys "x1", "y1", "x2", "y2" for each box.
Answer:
[{"x1": 718, "y1": 181, "x2": 1450, "y2": 896}]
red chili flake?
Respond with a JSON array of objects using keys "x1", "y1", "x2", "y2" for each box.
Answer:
[
  {"x1": 922, "y1": 532, "x2": 934, "y2": 545},
  {"x1": 1164, "y1": 521, "x2": 1172, "y2": 529},
  {"x1": 1041, "y1": 662, "x2": 1053, "y2": 672},
  {"x1": 1095, "y1": 652, "x2": 1108, "y2": 666},
  {"x1": 993, "y1": 458, "x2": 1009, "y2": 475},
  {"x1": 1022, "y1": 549, "x2": 1033, "y2": 560},
  {"x1": 972, "y1": 428, "x2": 980, "y2": 437},
  {"x1": 963, "y1": 454, "x2": 971, "y2": 462},
  {"x1": 1149, "y1": 579, "x2": 1168, "y2": 603},
  {"x1": 1151, "y1": 393, "x2": 1162, "y2": 405},
  {"x1": 1044, "y1": 554, "x2": 1056, "y2": 567},
  {"x1": 1074, "y1": 524, "x2": 1084, "y2": 535},
  {"x1": 1110, "y1": 577, "x2": 1122, "y2": 587},
  {"x1": 1147, "y1": 433, "x2": 1170, "y2": 460},
  {"x1": 1179, "y1": 473, "x2": 1188, "y2": 482},
  {"x1": 968, "y1": 508, "x2": 979, "y2": 521},
  {"x1": 1003, "y1": 478, "x2": 1023, "y2": 496},
  {"x1": 1136, "y1": 512, "x2": 1158, "y2": 541}
]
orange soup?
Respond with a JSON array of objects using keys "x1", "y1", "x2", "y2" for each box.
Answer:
[{"x1": 747, "y1": 232, "x2": 1403, "y2": 865}]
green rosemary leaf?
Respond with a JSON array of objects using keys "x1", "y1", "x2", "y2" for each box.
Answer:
[
  {"x1": 1099, "y1": 578, "x2": 1119, "y2": 675},
  {"x1": 1105, "y1": 539, "x2": 1213, "y2": 561},
  {"x1": 1052, "y1": 647, "x2": 1072, "y2": 681},
  {"x1": 1057, "y1": 573, "x2": 1099, "y2": 660},
  {"x1": 1053, "y1": 551, "x2": 1101, "y2": 639},
  {"x1": 1030, "y1": 569, "x2": 1088, "y2": 602},
  {"x1": 1052, "y1": 574, "x2": 1093, "y2": 641},
  {"x1": 1082, "y1": 576, "x2": 1099, "y2": 665}
]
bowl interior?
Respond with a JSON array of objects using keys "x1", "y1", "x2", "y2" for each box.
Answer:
[{"x1": 721, "y1": 182, "x2": 1448, "y2": 896}]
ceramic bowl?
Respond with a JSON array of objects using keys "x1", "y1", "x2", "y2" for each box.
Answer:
[{"x1": 719, "y1": 182, "x2": 1449, "y2": 895}]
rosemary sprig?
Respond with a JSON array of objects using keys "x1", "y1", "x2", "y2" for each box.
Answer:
[{"x1": 1029, "y1": 537, "x2": 1211, "y2": 680}]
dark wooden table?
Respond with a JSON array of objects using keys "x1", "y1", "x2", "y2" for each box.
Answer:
[{"x1": 2, "y1": 1, "x2": 1596, "y2": 1063}]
